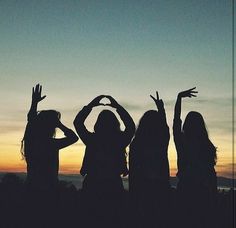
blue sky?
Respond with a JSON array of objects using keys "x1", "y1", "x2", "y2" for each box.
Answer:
[{"x1": 0, "y1": 0, "x2": 233, "y2": 177}]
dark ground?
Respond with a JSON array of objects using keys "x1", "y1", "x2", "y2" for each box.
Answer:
[{"x1": 0, "y1": 173, "x2": 234, "y2": 228}]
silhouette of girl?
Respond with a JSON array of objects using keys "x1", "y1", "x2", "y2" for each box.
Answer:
[
  {"x1": 129, "y1": 92, "x2": 170, "y2": 228},
  {"x1": 74, "y1": 95, "x2": 135, "y2": 195},
  {"x1": 21, "y1": 84, "x2": 78, "y2": 191},
  {"x1": 173, "y1": 87, "x2": 217, "y2": 228}
]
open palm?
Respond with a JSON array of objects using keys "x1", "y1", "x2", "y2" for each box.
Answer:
[
  {"x1": 178, "y1": 87, "x2": 198, "y2": 98},
  {"x1": 32, "y1": 84, "x2": 46, "y2": 103}
]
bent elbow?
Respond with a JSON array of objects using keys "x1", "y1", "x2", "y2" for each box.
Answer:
[{"x1": 73, "y1": 118, "x2": 79, "y2": 128}]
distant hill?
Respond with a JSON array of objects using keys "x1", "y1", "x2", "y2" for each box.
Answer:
[{"x1": 0, "y1": 172, "x2": 234, "y2": 190}]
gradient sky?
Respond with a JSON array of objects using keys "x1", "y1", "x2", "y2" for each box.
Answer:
[{"x1": 0, "y1": 0, "x2": 233, "y2": 178}]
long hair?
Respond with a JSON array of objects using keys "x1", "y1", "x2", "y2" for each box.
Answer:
[
  {"x1": 182, "y1": 111, "x2": 217, "y2": 165},
  {"x1": 92, "y1": 109, "x2": 127, "y2": 175},
  {"x1": 21, "y1": 110, "x2": 61, "y2": 159},
  {"x1": 94, "y1": 110, "x2": 121, "y2": 135},
  {"x1": 131, "y1": 110, "x2": 166, "y2": 150},
  {"x1": 129, "y1": 110, "x2": 170, "y2": 185}
]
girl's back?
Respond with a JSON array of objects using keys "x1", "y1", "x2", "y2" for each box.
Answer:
[
  {"x1": 82, "y1": 133, "x2": 128, "y2": 178},
  {"x1": 25, "y1": 138, "x2": 59, "y2": 188}
]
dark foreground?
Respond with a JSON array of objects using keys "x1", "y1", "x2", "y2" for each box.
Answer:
[{"x1": 0, "y1": 174, "x2": 234, "y2": 228}]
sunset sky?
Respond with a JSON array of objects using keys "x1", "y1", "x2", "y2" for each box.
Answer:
[{"x1": 0, "y1": 0, "x2": 233, "y2": 178}]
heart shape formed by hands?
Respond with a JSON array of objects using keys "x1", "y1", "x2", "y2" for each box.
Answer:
[{"x1": 99, "y1": 97, "x2": 111, "y2": 106}]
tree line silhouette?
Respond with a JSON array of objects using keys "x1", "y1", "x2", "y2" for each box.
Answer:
[{"x1": 0, "y1": 84, "x2": 234, "y2": 228}]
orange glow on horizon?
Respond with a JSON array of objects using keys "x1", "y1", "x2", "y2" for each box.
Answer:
[{"x1": 0, "y1": 130, "x2": 233, "y2": 179}]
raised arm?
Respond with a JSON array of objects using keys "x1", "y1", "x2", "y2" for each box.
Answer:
[
  {"x1": 150, "y1": 91, "x2": 168, "y2": 126},
  {"x1": 174, "y1": 87, "x2": 198, "y2": 133},
  {"x1": 52, "y1": 121, "x2": 78, "y2": 150},
  {"x1": 73, "y1": 95, "x2": 106, "y2": 145},
  {"x1": 150, "y1": 91, "x2": 170, "y2": 149},
  {"x1": 27, "y1": 84, "x2": 46, "y2": 121},
  {"x1": 106, "y1": 96, "x2": 135, "y2": 146},
  {"x1": 173, "y1": 87, "x2": 198, "y2": 173}
]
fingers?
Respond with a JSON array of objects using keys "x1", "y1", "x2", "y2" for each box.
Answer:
[
  {"x1": 32, "y1": 84, "x2": 46, "y2": 103},
  {"x1": 106, "y1": 95, "x2": 115, "y2": 101},
  {"x1": 188, "y1": 87, "x2": 196, "y2": 91},
  {"x1": 35, "y1": 84, "x2": 39, "y2": 93},
  {"x1": 150, "y1": 91, "x2": 160, "y2": 102},
  {"x1": 41, "y1": 95, "x2": 46, "y2": 100},
  {"x1": 107, "y1": 96, "x2": 118, "y2": 105},
  {"x1": 106, "y1": 96, "x2": 119, "y2": 108},
  {"x1": 188, "y1": 92, "x2": 197, "y2": 98},
  {"x1": 94, "y1": 95, "x2": 106, "y2": 102},
  {"x1": 104, "y1": 95, "x2": 111, "y2": 100},
  {"x1": 187, "y1": 87, "x2": 198, "y2": 94},
  {"x1": 39, "y1": 85, "x2": 42, "y2": 95},
  {"x1": 89, "y1": 95, "x2": 106, "y2": 107},
  {"x1": 189, "y1": 90, "x2": 198, "y2": 94},
  {"x1": 156, "y1": 91, "x2": 159, "y2": 100},
  {"x1": 98, "y1": 95, "x2": 106, "y2": 99},
  {"x1": 180, "y1": 87, "x2": 198, "y2": 98},
  {"x1": 33, "y1": 83, "x2": 42, "y2": 94},
  {"x1": 182, "y1": 87, "x2": 197, "y2": 93},
  {"x1": 103, "y1": 95, "x2": 118, "y2": 105},
  {"x1": 150, "y1": 95, "x2": 156, "y2": 101}
]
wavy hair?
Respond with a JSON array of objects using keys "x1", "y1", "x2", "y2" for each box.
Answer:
[
  {"x1": 182, "y1": 111, "x2": 217, "y2": 165},
  {"x1": 131, "y1": 110, "x2": 166, "y2": 150}
]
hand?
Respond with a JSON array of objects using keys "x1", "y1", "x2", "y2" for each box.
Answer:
[
  {"x1": 178, "y1": 87, "x2": 198, "y2": 98},
  {"x1": 105, "y1": 95, "x2": 119, "y2": 108},
  {"x1": 150, "y1": 91, "x2": 164, "y2": 109},
  {"x1": 88, "y1": 95, "x2": 106, "y2": 107},
  {"x1": 32, "y1": 84, "x2": 46, "y2": 103},
  {"x1": 56, "y1": 119, "x2": 64, "y2": 129}
]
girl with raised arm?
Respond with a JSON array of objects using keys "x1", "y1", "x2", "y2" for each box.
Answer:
[
  {"x1": 21, "y1": 84, "x2": 78, "y2": 191},
  {"x1": 74, "y1": 95, "x2": 135, "y2": 227},
  {"x1": 129, "y1": 92, "x2": 170, "y2": 228},
  {"x1": 74, "y1": 95, "x2": 135, "y2": 194},
  {"x1": 173, "y1": 87, "x2": 217, "y2": 228}
]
